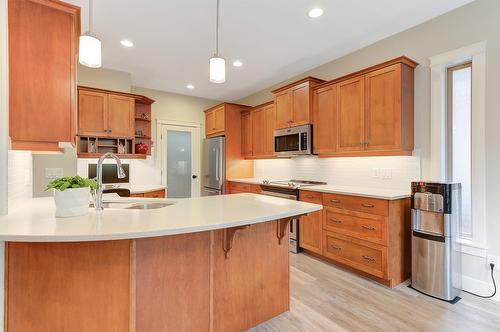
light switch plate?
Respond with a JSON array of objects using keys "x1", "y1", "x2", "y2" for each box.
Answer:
[
  {"x1": 45, "y1": 168, "x2": 63, "y2": 179},
  {"x1": 380, "y1": 168, "x2": 393, "y2": 179}
]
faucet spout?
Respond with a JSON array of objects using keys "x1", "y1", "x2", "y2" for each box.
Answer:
[{"x1": 95, "y1": 152, "x2": 126, "y2": 210}]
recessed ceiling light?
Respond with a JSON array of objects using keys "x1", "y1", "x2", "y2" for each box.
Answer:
[
  {"x1": 120, "y1": 39, "x2": 134, "y2": 47},
  {"x1": 308, "y1": 8, "x2": 324, "y2": 18},
  {"x1": 186, "y1": 84, "x2": 195, "y2": 89},
  {"x1": 232, "y1": 60, "x2": 243, "y2": 67}
]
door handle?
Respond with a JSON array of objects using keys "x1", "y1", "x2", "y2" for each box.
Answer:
[
  {"x1": 362, "y1": 255, "x2": 376, "y2": 262},
  {"x1": 192, "y1": 175, "x2": 198, "y2": 179},
  {"x1": 329, "y1": 218, "x2": 342, "y2": 224},
  {"x1": 361, "y1": 225, "x2": 376, "y2": 230},
  {"x1": 361, "y1": 203, "x2": 375, "y2": 208}
]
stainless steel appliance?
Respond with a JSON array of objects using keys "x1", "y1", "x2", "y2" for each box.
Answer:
[
  {"x1": 202, "y1": 136, "x2": 225, "y2": 196},
  {"x1": 411, "y1": 181, "x2": 462, "y2": 302},
  {"x1": 274, "y1": 124, "x2": 312, "y2": 157},
  {"x1": 259, "y1": 179, "x2": 326, "y2": 253}
]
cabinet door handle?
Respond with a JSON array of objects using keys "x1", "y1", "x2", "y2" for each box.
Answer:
[
  {"x1": 361, "y1": 203, "x2": 375, "y2": 208},
  {"x1": 330, "y1": 199, "x2": 340, "y2": 203},
  {"x1": 361, "y1": 225, "x2": 376, "y2": 230},
  {"x1": 330, "y1": 245, "x2": 341, "y2": 251},
  {"x1": 362, "y1": 255, "x2": 376, "y2": 262},
  {"x1": 329, "y1": 218, "x2": 342, "y2": 224}
]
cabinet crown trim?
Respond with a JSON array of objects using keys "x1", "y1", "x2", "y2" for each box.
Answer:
[
  {"x1": 78, "y1": 86, "x2": 155, "y2": 105},
  {"x1": 271, "y1": 76, "x2": 326, "y2": 94}
]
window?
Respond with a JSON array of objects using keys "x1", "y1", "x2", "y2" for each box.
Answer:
[
  {"x1": 447, "y1": 63, "x2": 472, "y2": 238},
  {"x1": 429, "y1": 41, "x2": 487, "y2": 255}
]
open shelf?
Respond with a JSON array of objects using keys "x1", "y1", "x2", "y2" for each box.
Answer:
[{"x1": 77, "y1": 153, "x2": 146, "y2": 159}]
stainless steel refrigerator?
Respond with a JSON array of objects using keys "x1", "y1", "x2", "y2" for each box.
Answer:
[{"x1": 201, "y1": 136, "x2": 225, "y2": 196}]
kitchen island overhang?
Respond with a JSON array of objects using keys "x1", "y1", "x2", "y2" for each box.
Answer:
[{"x1": 0, "y1": 194, "x2": 321, "y2": 332}]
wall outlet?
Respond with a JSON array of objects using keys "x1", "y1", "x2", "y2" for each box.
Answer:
[
  {"x1": 45, "y1": 168, "x2": 63, "y2": 179},
  {"x1": 380, "y1": 168, "x2": 393, "y2": 179},
  {"x1": 487, "y1": 255, "x2": 499, "y2": 270}
]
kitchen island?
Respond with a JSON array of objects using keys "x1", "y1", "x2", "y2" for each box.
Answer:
[{"x1": 0, "y1": 194, "x2": 321, "y2": 332}]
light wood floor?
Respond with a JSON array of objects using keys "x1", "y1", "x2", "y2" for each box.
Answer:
[{"x1": 250, "y1": 253, "x2": 500, "y2": 332}]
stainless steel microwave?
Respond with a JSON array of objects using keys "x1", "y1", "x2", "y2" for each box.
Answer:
[{"x1": 274, "y1": 124, "x2": 312, "y2": 157}]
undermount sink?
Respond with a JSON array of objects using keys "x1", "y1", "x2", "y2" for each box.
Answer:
[
  {"x1": 90, "y1": 201, "x2": 173, "y2": 210},
  {"x1": 125, "y1": 202, "x2": 172, "y2": 210}
]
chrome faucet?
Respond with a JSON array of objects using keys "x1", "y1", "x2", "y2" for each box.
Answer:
[{"x1": 95, "y1": 152, "x2": 126, "y2": 210}]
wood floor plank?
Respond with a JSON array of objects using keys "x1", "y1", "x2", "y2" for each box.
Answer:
[{"x1": 249, "y1": 253, "x2": 500, "y2": 332}]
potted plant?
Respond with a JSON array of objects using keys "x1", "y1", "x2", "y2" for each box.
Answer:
[{"x1": 46, "y1": 176, "x2": 97, "y2": 218}]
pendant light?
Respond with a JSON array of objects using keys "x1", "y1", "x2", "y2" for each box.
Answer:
[
  {"x1": 79, "y1": 0, "x2": 102, "y2": 68},
  {"x1": 209, "y1": 0, "x2": 225, "y2": 83}
]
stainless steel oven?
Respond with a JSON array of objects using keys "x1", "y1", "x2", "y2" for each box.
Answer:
[{"x1": 274, "y1": 124, "x2": 312, "y2": 157}]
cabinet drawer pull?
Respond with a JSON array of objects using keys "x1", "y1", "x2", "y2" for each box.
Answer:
[
  {"x1": 329, "y1": 218, "x2": 342, "y2": 224},
  {"x1": 330, "y1": 245, "x2": 341, "y2": 251},
  {"x1": 362, "y1": 255, "x2": 376, "y2": 262},
  {"x1": 361, "y1": 225, "x2": 376, "y2": 230},
  {"x1": 361, "y1": 203, "x2": 375, "y2": 208},
  {"x1": 330, "y1": 199, "x2": 340, "y2": 203}
]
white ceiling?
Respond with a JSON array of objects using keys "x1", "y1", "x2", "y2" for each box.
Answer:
[{"x1": 67, "y1": 0, "x2": 472, "y2": 101}]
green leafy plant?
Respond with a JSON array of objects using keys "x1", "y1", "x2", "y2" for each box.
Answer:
[{"x1": 45, "y1": 176, "x2": 97, "y2": 192}]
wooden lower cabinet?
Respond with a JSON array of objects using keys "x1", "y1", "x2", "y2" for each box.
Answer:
[
  {"x1": 5, "y1": 221, "x2": 290, "y2": 332},
  {"x1": 299, "y1": 190, "x2": 323, "y2": 254},
  {"x1": 129, "y1": 189, "x2": 166, "y2": 198},
  {"x1": 299, "y1": 190, "x2": 410, "y2": 288},
  {"x1": 227, "y1": 181, "x2": 261, "y2": 194}
]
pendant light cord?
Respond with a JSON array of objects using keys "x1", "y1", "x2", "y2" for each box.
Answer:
[
  {"x1": 88, "y1": 0, "x2": 93, "y2": 33},
  {"x1": 215, "y1": 0, "x2": 219, "y2": 55}
]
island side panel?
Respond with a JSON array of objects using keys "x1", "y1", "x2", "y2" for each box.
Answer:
[
  {"x1": 135, "y1": 232, "x2": 211, "y2": 332},
  {"x1": 213, "y1": 220, "x2": 290, "y2": 332},
  {"x1": 5, "y1": 241, "x2": 132, "y2": 332}
]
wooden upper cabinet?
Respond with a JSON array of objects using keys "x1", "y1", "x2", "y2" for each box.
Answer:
[
  {"x1": 365, "y1": 63, "x2": 409, "y2": 152},
  {"x1": 312, "y1": 84, "x2": 337, "y2": 154},
  {"x1": 336, "y1": 75, "x2": 365, "y2": 152},
  {"x1": 78, "y1": 89, "x2": 135, "y2": 138},
  {"x1": 205, "y1": 105, "x2": 225, "y2": 137},
  {"x1": 291, "y1": 82, "x2": 310, "y2": 126},
  {"x1": 108, "y1": 95, "x2": 135, "y2": 137},
  {"x1": 274, "y1": 90, "x2": 292, "y2": 129},
  {"x1": 241, "y1": 111, "x2": 252, "y2": 157},
  {"x1": 251, "y1": 108, "x2": 266, "y2": 156},
  {"x1": 273, "y1": 77, "x2": 324, "y2": 129},
  {"x1": 263, "y1": 103, "x2": 276, "y2": 156},
  {"x1": 78, "y1": 90, "x2": 108, "y2": 137},
  {"x1": 8, "y1": 0, "x2": 80, "y2": 151}
]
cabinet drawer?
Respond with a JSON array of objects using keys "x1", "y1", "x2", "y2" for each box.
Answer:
[
  {"x1": 299, "y1": 190, "x2": 322, "y2": 204},
  {"x1": 143, "y1": 189, "x2": 165, "y2": 198},
  {"x1": 228, "y1": 182, "x2": 261, "y2": 194},
  {"x1": 322, "y1": 193, "x2": 388, "y2": 216},
  {"x1": 324, "y1": 208, "x2": 386, "y2": 245},
  {"x1": 323, "y1": 232, "x2": 386, "y2": 278}
]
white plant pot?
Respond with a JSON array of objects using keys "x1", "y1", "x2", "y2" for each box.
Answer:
[{"x1": 54, "y1": 187, "x2": 90, "y2": 218}]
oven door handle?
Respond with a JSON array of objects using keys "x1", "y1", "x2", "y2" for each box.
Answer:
[{"x1": 260, "y1": 190, "x2": 298, "y2": 200}]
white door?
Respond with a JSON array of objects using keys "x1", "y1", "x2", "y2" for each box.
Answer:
[{"x1": 159, "y1": 123, "x2": 201, "y2": 198}]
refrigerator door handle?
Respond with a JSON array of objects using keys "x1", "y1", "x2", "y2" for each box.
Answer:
[{"x1": 215, "y1": 148, "x2": 219, "y2": 181}]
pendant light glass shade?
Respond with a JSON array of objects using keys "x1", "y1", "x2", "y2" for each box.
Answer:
[
  {"x1": 79, "y1": 34, "x2": 102, "y2": 68},
  {"x1": 209, "y1": 56, "x2": 225, "y2": 83}
]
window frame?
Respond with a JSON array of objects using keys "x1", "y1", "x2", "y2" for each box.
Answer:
[{"x1": 429, "y1": 41, "x2": 487, "y2": 257}]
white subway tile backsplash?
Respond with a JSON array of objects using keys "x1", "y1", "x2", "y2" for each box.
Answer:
[
  {"x1": 7, "y1": 150, "x2": 32, "y2": 209},
  {"x1": 254, "y1": 156, "x2": 421, "y2": 191}
]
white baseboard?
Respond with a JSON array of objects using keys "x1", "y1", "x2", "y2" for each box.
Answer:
[{"x1": 462, "y1": 275, "x2": 499, "y2": 303}]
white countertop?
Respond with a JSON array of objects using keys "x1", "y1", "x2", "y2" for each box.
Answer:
[
  {"x1": 0, "y1": 194, "x2": 321, "y2": 242},
  {"x1": 301, "y1": 185, "x2": 410, "y2": 200},
  {"x1": 228, "y1": 178, "x2": 409, "y2": 200}
]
